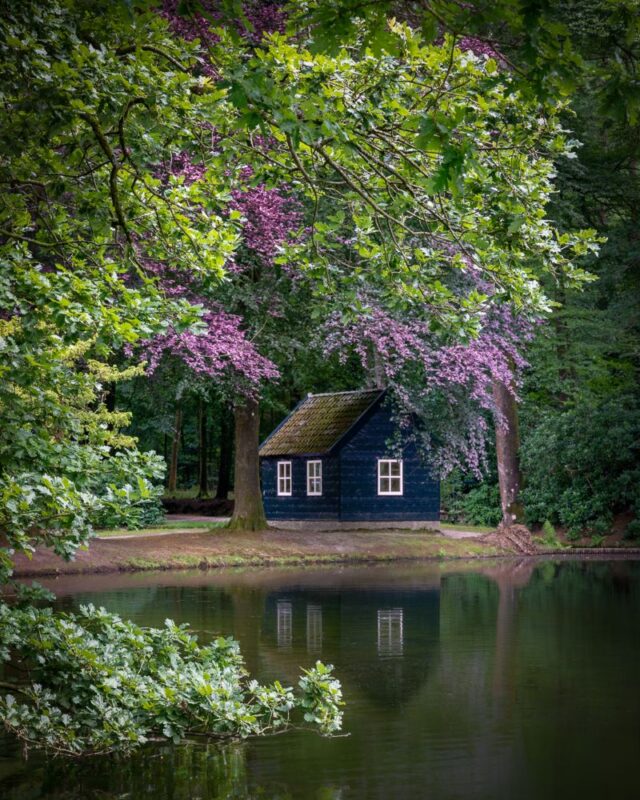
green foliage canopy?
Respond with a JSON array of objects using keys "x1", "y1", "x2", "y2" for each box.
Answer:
[{"x1": 217, "y1": 22, "x2": 599, "y2": 330}]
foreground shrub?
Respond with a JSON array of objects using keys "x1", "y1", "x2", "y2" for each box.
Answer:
[{"x1": 0, "y1": 602, "x2": 343, "y2": 756}]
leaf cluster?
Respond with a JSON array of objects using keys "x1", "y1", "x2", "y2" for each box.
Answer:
[{"x1": 0, "y1": 602, "x2": 343, "y2": 756}]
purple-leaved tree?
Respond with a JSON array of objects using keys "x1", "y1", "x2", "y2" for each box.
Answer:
[
  {"x1": 324, "y1": 296, "x2": 534, "y2": 526},
  {"x1": 134, "y1": 146, "x2": 305, "y2": 527}
]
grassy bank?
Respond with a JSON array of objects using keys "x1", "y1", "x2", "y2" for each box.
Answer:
[
  {"x1": 12, "y1": 527, "x2": 508, "y2": 578},
  {"x1": 15, "y1": 522, "x2": 639, "y2": 579},
  {"x1": 97, "y1": 520, "x2": 225, "y2": 537}
]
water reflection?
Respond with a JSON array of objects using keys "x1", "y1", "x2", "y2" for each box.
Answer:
[
  {"x1": 276, "y1": 599, "x2": 292, "y2": 650},
  {"x1": 306, "y1": 603, "x2": 323, "y2": 654},
  {"x1": 376, "y1": 608, "x2": 403, "y2": 658},
  {"x1": 3, "y1": 559, "x2": 640, "y2": 800}
]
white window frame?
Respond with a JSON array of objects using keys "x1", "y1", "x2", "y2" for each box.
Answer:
[
  {"x1": 277, "y1": 461, "x2": 292, "y2": 496},
  {"x1": 307, "y1": 460, "x2": 323, "y2": 496},
  {"x1": 377, "y1": 458, "x2": 403, "y2": 496}
]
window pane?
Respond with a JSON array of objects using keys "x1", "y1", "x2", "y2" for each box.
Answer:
[
  {"x1": 378, "y1": 459, "x2": 402, "y2": 495},
  {"x1": 278, "y1": 462, "x2": 292, "y2": 495}
]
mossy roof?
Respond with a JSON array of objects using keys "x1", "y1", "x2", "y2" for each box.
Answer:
[{"x1": 259, "y1": 389, "x2": 384, "y2": 456}]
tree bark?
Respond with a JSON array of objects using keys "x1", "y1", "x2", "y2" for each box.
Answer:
[
  {"x1": 197, "y1": 397, "x2": 209, "y2": 499},
  {"x1": 228, "y1": 396, "x2": 267, "y2": 530},
  {"x1": 215, "y1": 406, "x2": 233, "y2": 500},
  {"x1": 493, "y1": 378, "x2": 524, "y2": 527},
  {"x1": 167, "y1": 404, "x2": 182, "y2": 495}
]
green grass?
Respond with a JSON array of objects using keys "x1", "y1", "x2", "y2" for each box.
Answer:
[
  {"x1": 97, "y1": 520, "x2": 226, "y2": 537},
  {"x1": 121, "y1": 537, "x2": 506, "y2": 573}
]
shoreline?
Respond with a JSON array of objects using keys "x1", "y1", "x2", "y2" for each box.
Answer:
[{"x1": 10, "y1": 528, "x2": 640, "y2": 579}]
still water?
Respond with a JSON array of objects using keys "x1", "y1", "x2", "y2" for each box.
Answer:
[{"x1": 2, "y1": 558, "x2": 640, "y2": 799}]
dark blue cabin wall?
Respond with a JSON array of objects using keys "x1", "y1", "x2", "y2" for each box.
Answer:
[
  {"x1": 261, "y1": 455, "x2": 340, "y2": 520},
  {"x1": 338, "y1": 405, "x2": 440, "y2": 522}
]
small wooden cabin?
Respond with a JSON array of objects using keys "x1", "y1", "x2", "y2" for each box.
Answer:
[{"x1": 259, "y1": 389, "x2": 440, "y2": 528}]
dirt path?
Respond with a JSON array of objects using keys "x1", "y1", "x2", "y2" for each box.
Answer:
[{"x1": 12, "y1": 528, "x2": 507, "y2": 578}]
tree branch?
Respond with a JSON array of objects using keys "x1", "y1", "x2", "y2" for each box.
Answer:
[{"x1": 81, "y1": 113, "x2": 131, "y2": 242}]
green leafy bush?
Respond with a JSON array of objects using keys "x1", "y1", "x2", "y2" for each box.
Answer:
[
  {"x1": 443, "y1": 473, "x2": 502, "y2": 527},
  {"x1": 521, "y1": 395, "x2": 640, "y2": 530},
  {"x1": 624, "y1": 519, "x2": 640, "y2": 541},
  {"x1": 89, "y1": 450, "x2": 166, "y2": 530},
  {"x1": 0, "y1": 450, "x2": 166, "y2": 578},
  {"x1": 540, "y1": 520, "x2": 563, "y2": 549},
  {"x1": 0, "y1": 603, "x2": 343, "y2": 756}
]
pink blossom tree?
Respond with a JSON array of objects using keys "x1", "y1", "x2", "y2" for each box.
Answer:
[{"x1": 133, "y1": 146, "x2": 307, "y2": 526}]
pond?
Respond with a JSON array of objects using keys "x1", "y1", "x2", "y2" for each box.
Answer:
[{"x1": 2, "y1": 558, "x2": 640, "y2": 799}]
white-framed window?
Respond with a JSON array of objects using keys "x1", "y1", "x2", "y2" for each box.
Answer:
[
  {"x1": 307, "y1": 460, "x2": 322, "y2": 496},
  {"x1": 377, "y1": 459, "x2": 403, "y2": 496},
  {"x1": 277, "y1": 461, "x2": 292, "y2": 496}
]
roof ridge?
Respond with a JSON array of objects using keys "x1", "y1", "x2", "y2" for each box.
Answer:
[{"x1": 307, "y1": 388, "x2": 383, "y2": 398}]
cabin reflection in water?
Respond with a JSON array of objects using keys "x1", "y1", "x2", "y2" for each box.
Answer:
[
  {"x1": 263, "y1": 587, "x2": 439, "y2": 707},
  {"x1": 377, "y1": 608, "x2": 404, "y2": 658}
]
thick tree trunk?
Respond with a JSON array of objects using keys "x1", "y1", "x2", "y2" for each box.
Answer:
[
  {"x1": 167, "y1": 405, "x2": 182, "y2": 495},
  {"x1": 215, "y1": 407, "x2": 233, "y2": 500},
  {"x1": 228, "y1": 396, "x2": 267, "y2": 530},
  {"x1": 493, "y1": 378, "x2": 524, "y2": 527},
  {"x1": 197, "y1": 397, "x2": 209, "y2": 499}
]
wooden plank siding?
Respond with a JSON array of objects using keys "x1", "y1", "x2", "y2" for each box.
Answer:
[
  {"x1": 338, "y1": 405, "x2": 440, "y2": 522},
  {"x1": 261, "y1": 455, "x2": 340, "y2": 520}
]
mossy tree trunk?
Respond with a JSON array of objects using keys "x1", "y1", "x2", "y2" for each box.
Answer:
[
  {"x1": 493, "y1": 377, "x2": 524, "y2": 528},
  {"x1": 228, "y1": 396, "x2": 267, "y2": 530}
]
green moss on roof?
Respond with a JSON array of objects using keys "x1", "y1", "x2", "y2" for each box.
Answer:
[{"x1": 259, "y1": 390, "x2": 383, "y2": 456}]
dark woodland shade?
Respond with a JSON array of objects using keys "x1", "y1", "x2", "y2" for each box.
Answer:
[
  {"x1": 260, "y1": 390, "x2": 440, "y2": 523},
  {"x1": 259, "y1": 389, "x2": 383, "y2": 456}
]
